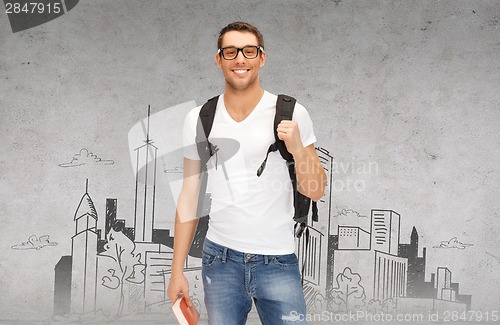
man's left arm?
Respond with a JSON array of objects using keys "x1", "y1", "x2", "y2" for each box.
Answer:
[{"x1": 277, "y1": 120, "x2": 327, "y2": 201}]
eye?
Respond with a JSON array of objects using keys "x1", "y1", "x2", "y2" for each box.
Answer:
[
  {"x1": 243, "y1": 47, "x2": 257, "y2": 56},
  {"x1": 224, "y1": 48, "x2": 237, "y2": 56}
]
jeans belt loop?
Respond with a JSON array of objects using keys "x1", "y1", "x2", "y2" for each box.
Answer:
[
  {"x1": 264, "y1": 255, "x2": 269, "y2": 265},
  {"x1": 222, "y1": 247, "x2": 228, "y2": 263}
]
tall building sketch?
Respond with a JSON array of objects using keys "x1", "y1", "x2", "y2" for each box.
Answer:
[
  {"x1": 53, "y1": 256, "x2": 72, "y2": 316},
  {"x1": 70, "y1": 181, "x2": 98, "y2": 314},
  {"x1": 373, "y1": 251, "x2": 407, "y2": 301},
  {"x1": 134, "y1": 105, "x2": 158, "y2": 243},
  {"x1": 371, "y1": 210, "x2": 400, "y2": 255},
  {"x1": 295, "y1": 147, "x2": 333, "y2": 309},
  {"x1": 338, "y1": 226, "x2": 370, "y2": 250},
  {"x1": 399, "y1": 227, "x2": 431, "y2": 298}
]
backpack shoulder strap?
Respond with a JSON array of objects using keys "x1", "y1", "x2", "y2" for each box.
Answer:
[
  {"x1": 276, "y1": 95, "x2": 314, "y2": 238},
  {"x1": 195, "y1": 96, "x2": 219, "y2": 220},
  {"x1": 275, "y1": 94, "x2": 296, "y2": 162},
  {"x1": 196, "y1": 96, "x2": 219, "y2": 168},
  {"x1": 197, "y1": 96, "x2": 219, "y2": 140},
  {"x1": 256, "y1": 94, "x2": 296, "y2": 176},
  {"x1": 256, "y1": 94, "x2": 314, "y2": 238}
]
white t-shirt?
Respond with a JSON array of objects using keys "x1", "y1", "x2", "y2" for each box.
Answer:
[{"x1": 183, "y1": 91, "x2": 316, "y2": 255}]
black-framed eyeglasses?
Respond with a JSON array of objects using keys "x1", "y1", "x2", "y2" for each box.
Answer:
[{"x1": 218, "y1": 46, "x2": 264, "y2": 60}]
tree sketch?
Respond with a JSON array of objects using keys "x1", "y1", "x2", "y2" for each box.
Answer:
[
  {"x1": 328, "y1": 267, "x2": 366, "y2": 312},
  {"x1": 366, "y1": 299, "x2": 382, "y2": 314},
  {"x1": 366, "y1": 298, "x2": 397, "y2": 314},
  {"x1": 99, "y1": 229, "x2": 145, "y2": 317},
  {"x1": 382, "y1": 298, "x2": 397, "y2": 314}
]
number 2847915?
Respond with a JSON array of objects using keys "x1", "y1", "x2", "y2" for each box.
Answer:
[{"x1": 5, "y1": 2, "x2": 62, "y2": 14}]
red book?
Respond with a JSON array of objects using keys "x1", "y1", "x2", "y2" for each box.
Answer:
[{"x1": 172, "y1": 296, "x2": 200, "y2": 325}]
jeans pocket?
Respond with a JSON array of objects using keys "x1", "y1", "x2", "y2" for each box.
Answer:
[
  {"x1": 271, "y1": 253, "x2": 299, "y2": 269},
  {"x1": 202, "y1": 252, "x2": 219, "y2": 269}
]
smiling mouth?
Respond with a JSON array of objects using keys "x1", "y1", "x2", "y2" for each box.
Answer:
[{"x1": 233, "y1": 69, "x2": 250, "y2": 75}]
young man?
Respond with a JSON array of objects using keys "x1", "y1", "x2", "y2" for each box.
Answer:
[{"x1": 167, "y1": 22, "x2": 326, "y2": 324}]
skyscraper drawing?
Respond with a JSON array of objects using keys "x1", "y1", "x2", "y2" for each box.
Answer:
[
  {"x1": 399, "y1": 226, "x2": 431, "y2": 298},
  {"x1": 370, "y1": 209, "x2": 400, "y2": 255},
  {"x1": 436, "y1": 267, "x2": 454, "y2": 300},
  {"x1": 70, "y1": 180, "x2": 98, "y2": 314},
  {"x1": 134, "y1": 105, "x2": 158, "y2": 243},
  {"x1": 53, "y1": 256, "x2": 72, "y2": 316},
  {"x1": 296, "y1": 147, "x2": 333, "y2": 308},
  {"x1": 373, "y1": 251, "x2": 407, "y2": 301}
]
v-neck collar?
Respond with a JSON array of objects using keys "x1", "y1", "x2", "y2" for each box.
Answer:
[{"x1": 220, "y1": 91, "x2": 269, "y2": 125}]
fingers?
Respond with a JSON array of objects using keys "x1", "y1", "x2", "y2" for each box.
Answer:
[
  {"x1": 167, "y1": 274, "x2": 191, "y2": 305},
  {"x1": 276, "y1": 120, "x2": 305, "y2": 156},
  {"x1": 168, "y1": 289, "x2": 191, "y2": 305},
  {"x1": 167, "y1": 287, "x2": 179, "y2": 303},
  {"x1": 278, "y1": 120, "x2": 296, "y2": 127},
  {"x1": 183, "y1": 293, "x2": 193, "y2": 307},
  {"x1": 277, "y1": 121, "x2": 298, "y2": 133},
  {"x1": 277, "y1": 120, "x2": 299, "y2": 141},
  {"x1": 179, "y1": 285, "x2": 191, "y2": 305}
]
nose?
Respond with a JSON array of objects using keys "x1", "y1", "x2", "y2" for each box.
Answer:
[{"x1": 234, "y1": 49, "x2": 246, "y2": 62}]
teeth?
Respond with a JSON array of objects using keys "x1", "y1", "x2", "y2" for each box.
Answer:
[{"x1": 234, "y1": 70, "x2": 248, "y2": 74}]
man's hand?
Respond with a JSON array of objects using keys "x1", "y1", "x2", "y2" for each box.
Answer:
[
  {"x1": 277, "y1": 120, "x2": 305, "y2": 157},
  {"x1": 167, "y1": 272, "x2": 193, "y2": 306},
  {"x1": 277, "y1": 120, "x2": 326, "y2": 201}
]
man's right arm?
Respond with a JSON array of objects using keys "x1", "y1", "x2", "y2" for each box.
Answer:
[{"x1": 166, "y1": 157, "x2": 201, "y2": 306}]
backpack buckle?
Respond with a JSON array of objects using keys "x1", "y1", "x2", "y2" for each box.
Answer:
[
  {"x1": 294, "y1": 222, "x2": 307, "y2": 238},
  {"x1": 208, "y1": 142, "x2": 218, "y2": 157}
]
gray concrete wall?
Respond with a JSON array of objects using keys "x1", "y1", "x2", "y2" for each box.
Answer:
[{"x1": 0, "y1": 0, "x2": 499, "y2": 322}]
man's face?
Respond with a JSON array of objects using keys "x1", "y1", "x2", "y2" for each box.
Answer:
[{"x1": 216, "y1": 31, "x2": 266, "y2": 91}]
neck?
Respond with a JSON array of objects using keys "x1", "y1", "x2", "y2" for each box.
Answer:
[{"x1": 224, "y1": 80, "x2": 264, "y2": 116}]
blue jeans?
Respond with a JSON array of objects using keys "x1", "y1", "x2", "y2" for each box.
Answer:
[{"x1": 202, "y1": 238, "x2": 307, "y2": 325}]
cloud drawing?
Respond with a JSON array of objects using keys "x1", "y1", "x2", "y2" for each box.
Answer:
[
  {"x1": 337, "y1": 209, "x2": 369, "y2": 219},
  {"x1": 434, "y1": 237, "x2": 473, "y2": 250},
  {"x1": 59, "y1": 148, "x2": 114, "y2": 167},
  {"x1": 12, "y1": 235, "x2": 58, "y2": 250},
  {"x1": 333, "y1": 209, "x2": 370, "y2": 232}
]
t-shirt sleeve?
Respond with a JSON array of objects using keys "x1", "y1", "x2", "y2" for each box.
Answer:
[
  {"x1": 293, "y1": 102, "x2": 317, "y2": 147},
  {"x1": 182, "y1": 106, "x2": 201, "y2": 160}
]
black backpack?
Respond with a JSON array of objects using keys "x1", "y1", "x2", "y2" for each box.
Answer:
[{"x1": 195, "y1": 94, "x2": 318, "y2": 238}]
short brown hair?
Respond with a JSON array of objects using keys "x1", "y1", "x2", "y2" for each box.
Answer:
[{"x1": 217, "y1": 21, "x2": 264, "y2": 49}]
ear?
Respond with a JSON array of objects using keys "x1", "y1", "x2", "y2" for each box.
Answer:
[
  {"x1": 259, "y1": 50, "x2": 266, "y2": 68},
  {"x1": 215, "y1": 52, "x2": 222, "y2": 69}
]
